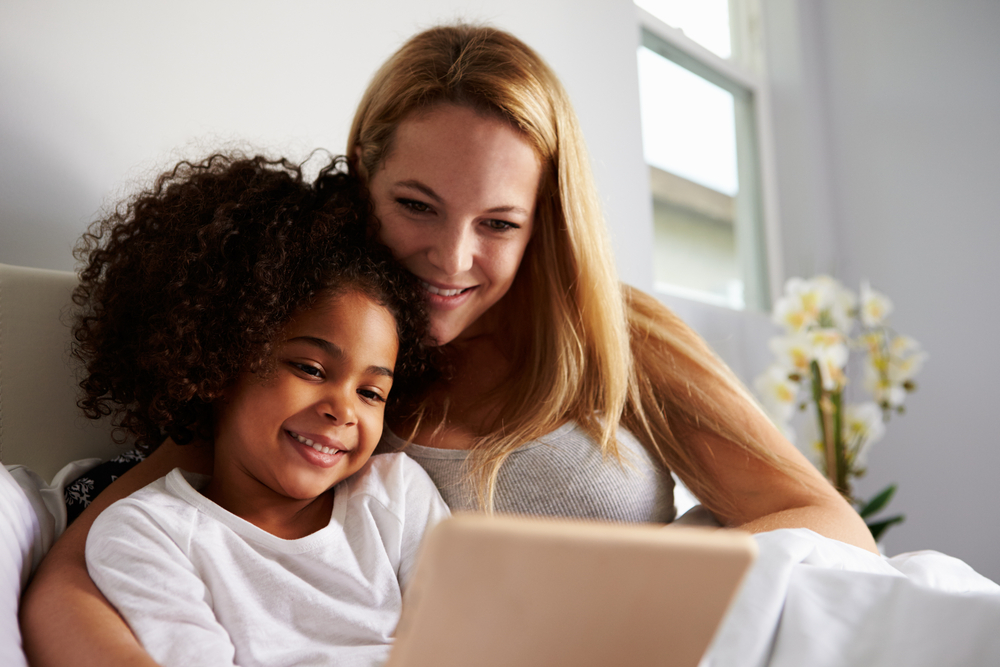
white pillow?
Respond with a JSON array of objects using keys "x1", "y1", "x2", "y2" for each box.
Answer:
[{"x1": 0, "y1": 459, "x2": 101, "y2": 667}]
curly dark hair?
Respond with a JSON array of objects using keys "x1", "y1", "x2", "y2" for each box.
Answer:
[{"x1": 72, "y1": 153, "x2": 428, "y2": 450}]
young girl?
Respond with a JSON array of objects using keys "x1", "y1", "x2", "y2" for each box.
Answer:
[{"x1": 76, "y1": 154, "x2": 450, "y2": 666}]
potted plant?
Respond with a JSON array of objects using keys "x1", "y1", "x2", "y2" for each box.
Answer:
[{"x1": 754, "y1": 276, "x2": 927, "y2": 542}]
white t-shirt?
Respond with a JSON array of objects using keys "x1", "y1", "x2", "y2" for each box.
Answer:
[{"x1": 86, "y1": 453, "x2": 450, "y2": 667}]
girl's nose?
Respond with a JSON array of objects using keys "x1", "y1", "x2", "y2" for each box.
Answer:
[{"x1": 319, "y1": 386, "x2": 356, "y2": 426}]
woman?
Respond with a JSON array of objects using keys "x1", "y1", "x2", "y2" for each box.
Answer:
[{"x1": 20, "y1": 23, "x2": 875, "y2": 667}]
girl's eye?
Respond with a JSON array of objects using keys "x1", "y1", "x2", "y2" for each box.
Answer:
[
  {"x1": 398, "y1": 198, "x2": 431, "y2": 214},
  {"x1": 290, "y1": 362, "x2": 323, "y2": 378},
  {"x1": 358, "y1": 388, "x2": 386, "y2": 404}
]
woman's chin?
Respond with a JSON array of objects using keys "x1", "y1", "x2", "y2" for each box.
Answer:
[
  {"x1": 426, "y1": 315, "x2": 467, "y2": 347},
  {"x1": 425, "y1": 326, "x2": 457, "y2": 347},
  {"x1": 429, "y1": 316, "x2": 493, "y2": 347}
]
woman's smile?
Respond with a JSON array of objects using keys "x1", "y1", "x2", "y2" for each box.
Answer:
[
  {"x1": 420, "y1": 279, "x2": 479, "y2": 310},
  {"x1": 421, "y1": 280, "x2": 476, "y2": 298}
]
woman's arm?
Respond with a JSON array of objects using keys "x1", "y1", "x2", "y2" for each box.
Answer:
[
  {"x1": 624, "y1": 287, "x2": 876, "y2": 553},
  {"x1": 686, "y1": 419, "x2": 878, "y2": 553},
  {"x1": 670, "y1": 345, "x2": 878, "y2": 552},
  {"x1": 19, "y1": 439, "x2": 213, "y2": 667}
]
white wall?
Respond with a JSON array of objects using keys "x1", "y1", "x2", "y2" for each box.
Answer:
[
  {"x1": 3, "y1": 0, "x2": 998, "y2": 581},
  {"x1": 762, "y1": 0, "x2": 1000, "y2": 581},
  {"x1": 0, "y1": 0, "x2": 653, "y2": 288}
]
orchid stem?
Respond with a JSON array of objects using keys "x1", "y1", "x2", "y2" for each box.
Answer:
[{"x1": 811, "y1": 360, "x2": 846, "y2": 496}]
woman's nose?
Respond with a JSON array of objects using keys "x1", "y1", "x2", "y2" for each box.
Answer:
[{"x1": 427, "y1": 223, "x2": 474, "y2": 276}]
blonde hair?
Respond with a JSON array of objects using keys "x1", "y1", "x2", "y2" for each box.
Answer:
[{"x1": 350, "y1": 24, "x2": 791, "y2": 517}]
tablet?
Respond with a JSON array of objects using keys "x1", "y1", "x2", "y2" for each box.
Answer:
[{"x1": 385, "y1": 513, "x2": 756, "y2": 667}]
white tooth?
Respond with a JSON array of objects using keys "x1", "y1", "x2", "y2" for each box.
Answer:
[
  {"x1": 290, "y1": 430, "x2": 341, "y2": 454},
  {"x1": 422, "y1": 282, "x2": 466, "y2": 297}
]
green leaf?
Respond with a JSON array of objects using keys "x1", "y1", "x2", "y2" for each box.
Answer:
[
  {"x1": 867, "y1": 514, "x2": 905, "y2": 543},
  {"x1": 858, "y1": 484, "x2": 897, "y2": 519}
]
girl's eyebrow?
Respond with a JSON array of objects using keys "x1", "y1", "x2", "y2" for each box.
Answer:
[{"x1": 287, "y1": 336, "x2": 394, "y2": 378}]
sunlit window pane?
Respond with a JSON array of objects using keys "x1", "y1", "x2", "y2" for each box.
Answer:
[
  {"x1": 634, "y1": 0, "x2": 732, "y2": 59},
  {"x1": 637, "y1": 46, "x2": 738, "y2": 195},
  {"x1": 638, "y1": 44, "x2": 745, "y2": 307}
]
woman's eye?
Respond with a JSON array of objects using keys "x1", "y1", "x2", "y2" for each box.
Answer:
[
  {"x1": 486, "y1": 219, "x2": 520, "y2": 231},
  {"x1": 398, "y1": 198, "x2": 431, "y2": 214},
  {"x1": 358, "y1": 388, "x2": 386, "y2": 404},
  {"x1": 290, "y1": 362, "x2": 323, "y2": 378}
]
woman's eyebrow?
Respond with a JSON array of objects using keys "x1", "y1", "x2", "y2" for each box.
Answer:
[
  {"x1": 287, "y1": 336, "x2": 394, "y2": 378},
  {"x1": 397, "y1": 180, "x2": 530, "y2": 217},
  {"x1": 485, "y1": 204, "x2": 531, "y2": 217},
  {"x1": 396, "y1": 179, "x2": 442, "y2": 203}
]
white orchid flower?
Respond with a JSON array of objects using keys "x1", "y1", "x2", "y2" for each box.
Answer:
[
  {"x1": 844, "y1": 402, "x2": 886, "y2": 467},
  {"x1": 768, "y1": 329, "x2": 849, "y2": 392},
  {"x1": 753, "y1": 364, "x2": 800, "y2": 425},
  {"x1": 769, "y1": 329, "x2": 849, "y2": 391},
  {"x1": 860, "y1": 280, "x2": 894, "y2": 327},
  {"x1": 769, "y1": 333, "x2": 814, "y2": 374},
  {"x1": 756, "y1": 274, "x2": 923, "y2": 512},
  {"x1": 812, "y1": 275, "x2": 857, "y2": 332},
  {"x1": 807, "y1": 328, "x2": 849, "y2": 391},
  {"x1": 773, "y1": 275, "x2": 857, "y2": 335},
  {"x1": 864, "y1": 333, "x2": 928, "y2": 408},
  {"x1": 888, "y1": 335, "x2": 928, "y2": 383},
  {"x1": 773, "y1": 277, "x2": 822, "y2": 332}
]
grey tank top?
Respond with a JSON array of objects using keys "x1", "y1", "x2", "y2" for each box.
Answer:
[{"x1": 376, "y1": 422, "x2": 675, "y2": 524}]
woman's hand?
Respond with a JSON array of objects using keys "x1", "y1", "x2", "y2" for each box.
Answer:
[{"x1": 19, "y1": 439, "x2": 212, "y2": 667}]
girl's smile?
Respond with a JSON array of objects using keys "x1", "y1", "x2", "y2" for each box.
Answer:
[{"x1": 203, "y1": 289, "x2": 399, "y2": 529}]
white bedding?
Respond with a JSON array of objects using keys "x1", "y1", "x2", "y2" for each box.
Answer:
[
  {"x1": 2, "y1": 460, "x2": 102, "y2": 667},
  {"x1": 703, "y1": 528, "x2": 1000, "y2": 667},
  {"x1": 4, "y1": 462, "x2": 999, "y2": 666}
]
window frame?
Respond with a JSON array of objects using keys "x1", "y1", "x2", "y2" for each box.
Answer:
[{"x1": 636, "y1": 2, "x2": 783, "y2": 311}]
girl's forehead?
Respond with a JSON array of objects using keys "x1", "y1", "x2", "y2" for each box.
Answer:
[
  {"x1": 299, "y1": 288, "x2": 390, "y2": 323},
  {"x1": 282, "y1": 290, "x2": 398, "y2": 353}
]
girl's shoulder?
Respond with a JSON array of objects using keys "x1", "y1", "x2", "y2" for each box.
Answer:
[{"x1": 341, "y1": 452, "x2": 442, "y2": 508}]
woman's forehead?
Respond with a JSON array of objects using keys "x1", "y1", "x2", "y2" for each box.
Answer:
[{"x1": 379, "y1": 102, "x2": 542, "y2": 165}]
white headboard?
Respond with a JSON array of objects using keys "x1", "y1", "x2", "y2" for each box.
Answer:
[{"x1": 0, "y1": 263, "x2": 120, "y2": 482}]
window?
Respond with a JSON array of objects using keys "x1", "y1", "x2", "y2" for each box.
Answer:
[{"x1": 635, "y1": 0, "x2": 779, "y2": 311}]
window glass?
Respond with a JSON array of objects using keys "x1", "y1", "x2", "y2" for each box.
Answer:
[
  {"x1": 638, "y1": 47, "x2": 737, "y2": 196},
  {"x1": 638, "y1": 46, "x2": 742, "y2": 306},
  {"x1": 634, "y1": 0, "x2": 732, "y2": 59},
  {"x1": 637, "y1": 24, "x2": 770, "y2": 310}
]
